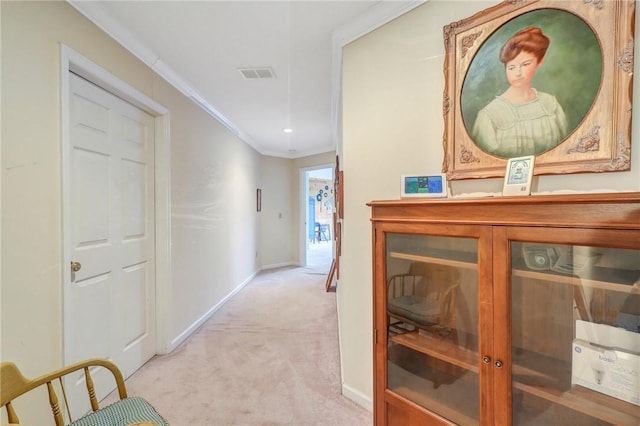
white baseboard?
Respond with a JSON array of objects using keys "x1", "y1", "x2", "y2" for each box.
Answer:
[
  {"x1": 260, "y1": 260, "x2": 297, "y2": 270},
  {"x1": 342, "y1": 382, "x2": 373, "y2": 413},
  {"x1": 167, "y1": 270, "x2": 258, "y2": 352},
  {"x1": 334, "y1": 282, "x2": 374, "y2": 412}
]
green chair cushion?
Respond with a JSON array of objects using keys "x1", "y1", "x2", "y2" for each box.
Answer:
[{"x1": 69, "y1": 397, "x2": 168, "y2": 426}]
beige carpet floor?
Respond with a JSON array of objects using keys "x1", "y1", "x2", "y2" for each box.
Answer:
[{"x1": 109, "y1": 250, "x2": 372, "y2": 425}]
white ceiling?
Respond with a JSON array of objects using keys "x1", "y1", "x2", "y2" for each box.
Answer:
[{"x1": 68, "y1": 1, "x2": 423, "y2": 158}]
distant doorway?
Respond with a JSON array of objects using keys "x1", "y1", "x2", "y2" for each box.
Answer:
[{"x1": 300, "y1": 166, "x2": 334, "y2": 270}]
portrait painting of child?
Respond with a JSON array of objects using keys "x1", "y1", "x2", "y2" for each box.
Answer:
[{"x1": 461, "y1": 8, "x2": 602, "y2": 159}]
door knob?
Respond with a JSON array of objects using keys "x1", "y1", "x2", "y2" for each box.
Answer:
[{"x1": 70, "y1": 261, "x2": 82, "y2": 272}]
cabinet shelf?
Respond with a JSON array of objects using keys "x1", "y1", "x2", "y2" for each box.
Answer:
[
  {"x1": 514, "y1": 382, "x2": 640, "y2": 426},
  {"x1": 512, "y1": 352, "x2": 639, "y2": 425},
  {"x1": 389, "y1": 250, "x2": 477, "y2": 270},
  {"x1": 390, "y1": 331, "x2": 478, "y2": 373},
  {"x1": 391, "y1": 332, "x2": 640, "y2": 426},
  {"x1": 390, "y1": 251, "x2": 639, "y2": 293},
  {"x1": 391, "y1": 331, "x2": 571, "y2": 386},
  {"x1": 512, "y1": 263, "x2": 640, "y2": 294}
]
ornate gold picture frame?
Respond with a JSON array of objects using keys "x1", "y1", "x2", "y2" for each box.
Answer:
[{"x1": 442, "y1": 0, "x2": 635, "y2": 180}]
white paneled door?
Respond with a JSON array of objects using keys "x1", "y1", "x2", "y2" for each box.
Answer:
[{"x1": 64, "y1": 72, "x2": 156, "y2": 417}]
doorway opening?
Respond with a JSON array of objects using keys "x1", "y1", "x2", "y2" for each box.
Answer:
[{"x1": 300, "y1": 166, "x2": 334, "y2": 271}]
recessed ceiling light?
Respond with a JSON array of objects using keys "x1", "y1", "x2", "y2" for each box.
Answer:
[{"x1": 283, "y1": 128, "x2": 293, "y2": 133}]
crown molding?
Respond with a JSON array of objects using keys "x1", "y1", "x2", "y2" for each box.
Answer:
[
  {"x1": 67, "y1": 0, "x2": 425, "y2": 159},
  {"x1": 66, "y1": 0, "x2": 261, "y2": 154},
  {"x1": 333, "y1": 0, "x2": 427, "y2": 48}
]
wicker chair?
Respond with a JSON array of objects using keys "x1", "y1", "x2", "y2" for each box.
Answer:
[{"x1": 1, "y1": 358, "x2": 168, "y2": 426}]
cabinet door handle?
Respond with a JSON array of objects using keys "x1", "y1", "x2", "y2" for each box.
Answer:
[
  {"x1": 494, "y1": 360, "x2": 503, "y2": 368},
  {"x1": 482, "y1": 356, "x2": 491, "y2": 364}
]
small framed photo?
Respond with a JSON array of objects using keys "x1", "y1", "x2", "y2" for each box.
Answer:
[
  {"x1": 401, "y1": 174, "x2": 448, "y2": 198},
  {"x1": 502, "y1": 156, "x2": 535, "y2": 196}
]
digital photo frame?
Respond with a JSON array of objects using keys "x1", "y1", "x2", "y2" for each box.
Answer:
[{"x1": 401, "y1": 174, "x2": 448, "y2": 198}]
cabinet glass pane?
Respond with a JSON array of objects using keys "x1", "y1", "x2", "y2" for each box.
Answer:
[
  {"x1": 386, "y1": 234, "x2": 479, "y2": 425},
  {"x1": 511, "y1": 242, "x2": 640, "y2": 426}
]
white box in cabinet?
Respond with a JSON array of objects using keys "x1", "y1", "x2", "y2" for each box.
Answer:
[
  {"x1": 571, "y1": 320, "x2": 640, "y2": 406},
  {"x1": 575, "y1": 320, "x2": 640, "y2": 352}
]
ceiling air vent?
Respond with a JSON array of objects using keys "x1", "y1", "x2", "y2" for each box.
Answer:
[{"x1": 238, "y1": 67, "x2": 276, "y2": 79}]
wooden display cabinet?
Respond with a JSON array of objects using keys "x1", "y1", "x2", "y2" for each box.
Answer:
[{"x1": 370, "y1": 193, "x2": 640, "y2": 426}]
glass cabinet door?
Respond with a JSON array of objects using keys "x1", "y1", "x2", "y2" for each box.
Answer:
[
  {"x1": 385, "y1": 233, "x2": 480, "y2": 425},
  {"x1": 510, "y1": 241, "x2": 640, "y2": 425}
]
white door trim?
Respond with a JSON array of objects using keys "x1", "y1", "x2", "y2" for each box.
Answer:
[
  {"x1": 298, "y1": 163, "x2": 334, "y2": 267},
  {"x1": 60, "y1": 44, "x2": 172, "y2": 357}
]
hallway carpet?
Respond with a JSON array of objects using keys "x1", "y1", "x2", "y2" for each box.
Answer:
[{"x1": 110, "y1": 264, "x2": 372, "y2": 425}]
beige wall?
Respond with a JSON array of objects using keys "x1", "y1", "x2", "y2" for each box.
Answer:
[
  {"x1": 166, "y1": 85, "x2": 261, "y2": 341},
  {"x1": 0, "y1": 1, "x2": 304, "y2": 422},
  {"x1": 339, "y1": 0, "x2": 640, "y2": 409},
  {"x1": 259, "y1": 152, "x2": 336, "y2": 269},
  {"x1": 260, "y1": 155, "x2": 295, "y2": 268}
]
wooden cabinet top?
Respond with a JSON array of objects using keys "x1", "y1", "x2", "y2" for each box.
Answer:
[{"x1": 369, "y1": 192, "x2": 640, "y2": 230}]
